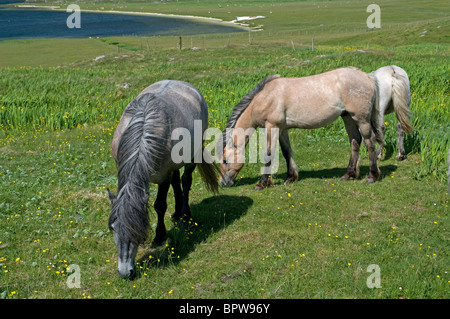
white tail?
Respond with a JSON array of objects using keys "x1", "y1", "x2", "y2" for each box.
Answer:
[{"x1": 391, "y1": 66, "x2": 413, "y2": 134}]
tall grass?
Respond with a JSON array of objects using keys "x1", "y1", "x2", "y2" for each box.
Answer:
[{"x1": 0, "y1": 66, "x2": 131, "y2": 131}]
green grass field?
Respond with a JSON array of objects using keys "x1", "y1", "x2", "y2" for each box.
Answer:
[{"x1": 0, "y1": 0, "x2": 448, "y2": 299}]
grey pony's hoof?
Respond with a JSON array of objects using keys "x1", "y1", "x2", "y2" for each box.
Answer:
[{"x1": 151, "y1": 238, "x2": 166, "y2": 247}]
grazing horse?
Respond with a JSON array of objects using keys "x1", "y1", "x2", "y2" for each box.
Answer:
[
  {"x1": 370, "y1": 65, "x2": 413, "y2": 160},
  {"x1": 220, "y1": 67, "x2": 383, "y2": 190},
  {"x1": 108, "y1": 80, "x2": 219, "y2": 279}
]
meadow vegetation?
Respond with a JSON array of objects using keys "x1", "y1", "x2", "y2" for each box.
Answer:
[{"x1": 0, "y1": 0, "x2": 448, "y2": 299}]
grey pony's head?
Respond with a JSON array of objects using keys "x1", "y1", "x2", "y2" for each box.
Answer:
[{"x1": 107, "y1": 188, "x2": 149, "y2": 279}]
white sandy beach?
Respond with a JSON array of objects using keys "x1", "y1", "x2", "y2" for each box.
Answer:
[{"x1": 15, "y1": 4, "x2": 256, "y2": 30}]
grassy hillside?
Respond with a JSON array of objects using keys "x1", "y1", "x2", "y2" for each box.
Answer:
[
  {"x1": 24, "y1": 0, "x2": 450, "y2": 41},
  {"x1": 0, "y1": 0, "x2": 448, "y2": 299},
  {"x1": 2, "y1": 0, "x2": 448, "y2": 67}
]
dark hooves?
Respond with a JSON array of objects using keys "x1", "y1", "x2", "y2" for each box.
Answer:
[
  {"x1": 254, "y1": 184, "x2": 265, "y2": 191},
  {"x1": 171, "y1": 213, "x2": 194, "y2": 230},
  {"x1": 152, "y1": 238, "x2": 166, "y2": 247},
  {"x1": 254, "y1": 181, "x2": 274, "y2": 191},
  {"x1": 171, "y1": 212, "x2": 182, "y2": 220},
  {"x1": 284, "y1": 176, "x2": 298, "y2": 185},
  {"x1": 180, "y1": 221, "x2": 194, "y2": 230}
]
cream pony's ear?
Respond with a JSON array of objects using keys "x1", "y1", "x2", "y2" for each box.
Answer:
[{"x1": 107, "y1": 189, "x2": 117, "y2": 206}]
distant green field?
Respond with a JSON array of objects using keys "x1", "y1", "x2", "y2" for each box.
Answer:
[
  {"x1": 2, "y1": 0, "x2": 448, "y2": 67},
  {"x1": 0, "y1": 0, "x2": 448, "y2": 299}
]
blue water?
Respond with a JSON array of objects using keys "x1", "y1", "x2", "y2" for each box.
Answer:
[{"x1": 0, "y1": 3, "x2": 243, "y2": 40}]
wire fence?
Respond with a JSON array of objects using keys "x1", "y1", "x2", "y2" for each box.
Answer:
[{"x1": 103, "y1": 25, "x2": 447, "y2": 56}]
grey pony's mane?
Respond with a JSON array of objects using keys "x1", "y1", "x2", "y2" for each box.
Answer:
[
  {"x1": 222, "y1": 74, "x2": 280, "y2": 148},
  {"x1": 109, "y1": 93, "x2": 168, "y2": 245}
]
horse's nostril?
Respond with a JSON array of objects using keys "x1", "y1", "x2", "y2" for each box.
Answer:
[
  {"x1": 222, "y1": 179, "x2": 233, "y2": 187},
  {"x1": 118, "y1": 268, "x2": 136, "y2": 280}
]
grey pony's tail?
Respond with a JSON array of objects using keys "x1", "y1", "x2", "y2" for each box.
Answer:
[{"x1": 197, "y1": 153, "x2": 220, "y2": 194}]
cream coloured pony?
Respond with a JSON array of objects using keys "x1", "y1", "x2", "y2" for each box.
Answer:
[{"x1": 220, "y1": 67, "x2": 383, "y2": 190}]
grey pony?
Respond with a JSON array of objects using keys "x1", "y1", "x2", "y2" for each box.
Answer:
[{"x1": 108, "y1": 80, "x2": 219, "y2": 279}]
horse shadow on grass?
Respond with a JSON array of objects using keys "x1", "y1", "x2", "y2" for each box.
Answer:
[
  {"x1": 230, "y1": 164, "x2": 398, "y2": 187},
  {"x1": 295, "y1": 164, "x2": 398, "y2": 182},
  {"x1": 135, "y1": 195, "x2": 253, "y2": 275}
]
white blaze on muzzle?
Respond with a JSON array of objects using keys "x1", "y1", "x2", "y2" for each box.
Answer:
[{"x1": 113, "y1": 229, "x2": 138, "y2": 279}]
